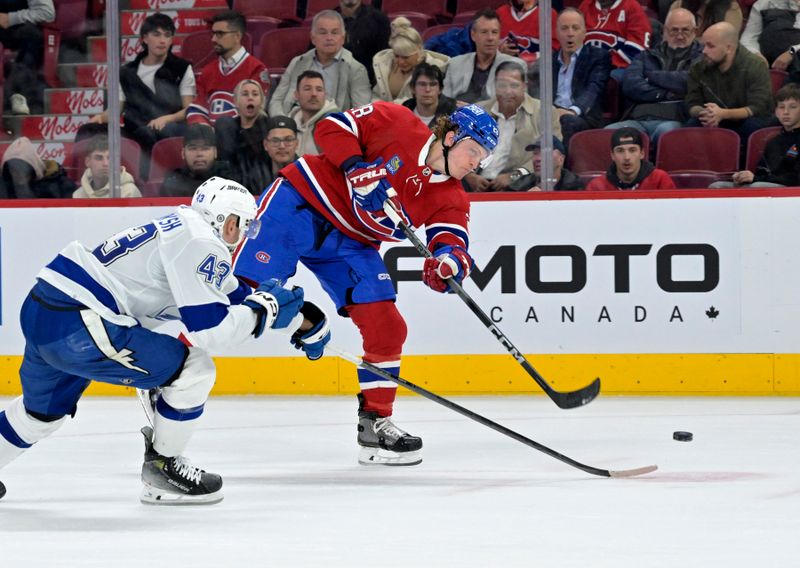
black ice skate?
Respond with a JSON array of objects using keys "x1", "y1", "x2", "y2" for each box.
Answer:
[
  {"x1": 357, "y1": 411, "x2": 423, "y2": 466},
  {"x1": 139, "y1": 426, "x2": 223, "y2": 505}
]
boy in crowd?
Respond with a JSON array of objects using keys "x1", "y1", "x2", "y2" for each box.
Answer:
[
  {"x1": 73, "y1": 136, "x2": 141, "y2": 198},
  {"x1": 586, "y1": 127, "x2": 676, "y2": 190},
  {"x1": 711, "y1": 83, "x2": 800, "y2": 188}
]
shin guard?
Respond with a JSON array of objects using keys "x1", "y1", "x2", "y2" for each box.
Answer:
[{"x1": 347, "y1": 302, "x2": 407, "y2": 417}]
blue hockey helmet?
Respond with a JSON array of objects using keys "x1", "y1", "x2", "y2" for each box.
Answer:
[{"x1": 449, "y1": 104, "x2": 499, "y2": 155}]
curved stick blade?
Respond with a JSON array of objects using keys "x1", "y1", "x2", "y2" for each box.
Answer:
[
  {"x1": 608, "y1": 464, "x2": 659, "y2": 478},
  {"x1": 552, "y1": 377, "x2": 601, "y2": 409}
]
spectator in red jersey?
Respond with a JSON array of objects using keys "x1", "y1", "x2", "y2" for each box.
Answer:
[
  {"x1": 497, "y1": 0, "x2": 559, "y2": 63},
  {"x1": 586, "y1": 127, "x2": 675, "y2": 190},
  {"x1": 578, "y1": 0, "x2": 652, "y2": 81},
  {"x1": 186, "y1": 11, "x2": 270, "y2": 125}
]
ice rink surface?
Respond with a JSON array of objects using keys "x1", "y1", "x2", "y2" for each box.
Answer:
[{"x1": 0, "y1": 394, "x2": 797, "y2": 567}]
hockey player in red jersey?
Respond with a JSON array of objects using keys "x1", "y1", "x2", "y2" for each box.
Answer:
[{"x1": 233, "y1": 102, "x2": 499, "y2": 466}]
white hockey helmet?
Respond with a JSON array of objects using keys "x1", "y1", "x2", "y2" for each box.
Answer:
[{"x1": 191, "y1": 176, "x2": 260, "y2": 250}]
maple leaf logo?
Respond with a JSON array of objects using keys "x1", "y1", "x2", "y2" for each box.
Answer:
[{"x1": 706, "y1": 306, "x2": 719, "y2": 319}]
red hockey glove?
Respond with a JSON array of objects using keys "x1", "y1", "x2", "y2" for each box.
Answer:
[{"x1": 422, "y1": 245, "x2": 473, "y2": 293}]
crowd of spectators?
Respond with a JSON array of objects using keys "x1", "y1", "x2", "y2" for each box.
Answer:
[{"x1": 4, "y1": 0, "x2": 800, "y2": 197}]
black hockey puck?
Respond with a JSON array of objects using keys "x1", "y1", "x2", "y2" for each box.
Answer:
[
  {"x1": 673, "y1": 431, "x2": 693, "y2": 442},
  {"x1": 0, "y1": 481, "x2": 6, "y2": 500}
]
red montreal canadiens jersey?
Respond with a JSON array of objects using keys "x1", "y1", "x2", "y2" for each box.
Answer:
[
  {"x1": 497, "y1": 4, "x2": 559, "y2": 63},
  {"x1": 187, "y1": 53, "x2": 270, "y2": 124},
  {"x1": 281, "y1": 101, "x2": 471, "y2": 253},
  {"x1": 579, "y1": 0, "x2": 651, "y2": 68}
]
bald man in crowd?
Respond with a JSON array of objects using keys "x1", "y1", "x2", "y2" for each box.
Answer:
[{"x1": 685, "y1": 22, "x2": 773, "y2": 148}]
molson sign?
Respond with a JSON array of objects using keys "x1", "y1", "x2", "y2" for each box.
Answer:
[
  {"x1": 22, "y1": 116, "x2": 90, "y2": 141},
  {"x1": 129, "y1": 0, "x2": 227, "y2": 7},
  {"x1": 48, "y1": 89, "x2": 105, "y2": 115}
]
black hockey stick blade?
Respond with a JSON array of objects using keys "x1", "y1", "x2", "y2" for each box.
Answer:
[
  {"x1": 381, "y1": 197, "x2": 600, "y2": 409},
  {"x1": 327, "y1": 344, "x2": 657, "y2": 478}
]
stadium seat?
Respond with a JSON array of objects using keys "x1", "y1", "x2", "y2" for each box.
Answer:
[
  {"x1": 422, "y1": 23, "x2": 459, "y2": 42},
  {"x1": 181, "y1": 31, "x2": 253, "y2": 69},
  {"x1": 770, "y1": 69, "x2": 788, "y2": 95},
  {"x1": 602, "y1": 78, "x2": 621, "y2": 122},
  {"x1": 388, "y1": 12, "x2": 435, "y2": 31},
  {"x1": 669, "y1": 172, "x2": 718, "y2": 189},
  {"x1": 246, "y1": 17, "x2": 282, "y2": 50},
  {"x1": 68, "y1": 137, "x2": 143, "y2": 185},
  {"x1": 232, "y1": 0, "x2": 299, "y2": 23},
  {"x1": 567, "y1": 128, "x2": 650, "y2": 174},
  {"x1": 655, "y1": 127, "x2": 740, "y2": 174},
  {"x1": 455, "y1": 0, "x2": 505, "y2": 13},
  {"x1": 148, "y1": 137, "x2": 185, "y2": 185},
  {"x1": 305, "y1": 0, "x2": 345, "y2": 17},
  {"x1": 257, "y1": 27, "x2": 311, "y2": 70},
  {"x1": 42, "y1": 0, "x2": 89, "y2": 88},
  {"x1": 452, "y1": 11, "x2": 475, "y2": 25},
  {"x1": 383, "y1": 0, "x2": 451, "y2": 22},
  {"x1": 745, "y1": 126, "x2": 782, "y2": 173}
]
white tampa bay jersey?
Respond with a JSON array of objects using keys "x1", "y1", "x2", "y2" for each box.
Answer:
[{"x1": 37, "y1": 206, "x2": 256, "y2": 349}]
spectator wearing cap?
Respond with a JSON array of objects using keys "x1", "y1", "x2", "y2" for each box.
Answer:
[
  {"x1": 508, "y1": 137, "x2": 584, "y2": 191},
  {"x1": 466, "y1": 60, "x2": 562, "y2": 192},
  {"x1": 160, "y1": 124, "x2": 232, "y2": 197},
  {"x1": 586, "y1": 127, "x2": 676, "y2": 190},
  {"x1": 288, "y1": 71, "x2": 340, "y2": 156},
  {"x1": 262, "y1": 116, "x2": 300, "y2": 182},
  {"x1": 215, "y1": 79, "x2": 271, "y2": 191},
  {"x1": 401, "y1": 63, "x2": 457, "y2": 128},
  {"x1": 268, "y1": 10, "x2": 371, "y2": 117}
]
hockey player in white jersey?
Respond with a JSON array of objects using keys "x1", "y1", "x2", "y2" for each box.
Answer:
[{"x1": 0, "y1": 177, "x2": 331, "y2": 505}]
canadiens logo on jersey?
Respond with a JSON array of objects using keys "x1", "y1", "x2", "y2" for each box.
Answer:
[
  {"x1": 386, "y1": 155, "x2": 403, "y2": 174},
  {"x1": 210, "y1": 94, "x2": 237, "y2": 119},
  {"x1": 255, "y1": 251, "x2": 271, "y2": 263},
  {"x1": 787, "y1": 144, "x2": 799, "y2": 158}
]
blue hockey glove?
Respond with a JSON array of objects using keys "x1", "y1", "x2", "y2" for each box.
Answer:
[
  {"x1": 290, "y1": 301, "x2": 331, "y2": 361},
  {"x1": 422, "y1": 245, "x2": 473, "y2": 293},
  {"x1": 346, "y1": 158, "x2": 394, "y2": 211},
  {"x1": 243, "y1": 279, "x2": 305, "y2": 337}
]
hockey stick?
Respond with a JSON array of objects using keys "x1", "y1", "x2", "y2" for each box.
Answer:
[
  {"x1": 327, "y1": 344, "x2": 656, "y2": 478},
  {"x1": 136, "y1": 388, "x2": 155, "y2": 428},
  {"x1": 381, "y1": 194, "x2": 600, "y2": 409}
]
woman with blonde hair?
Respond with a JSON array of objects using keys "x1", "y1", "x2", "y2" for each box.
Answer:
[
  {"x1": 372, "y1": 17, "x2": 449, "y2": 103},
  {"x1": 215, "y1": 79, "x2": 272, "y2": 193}
]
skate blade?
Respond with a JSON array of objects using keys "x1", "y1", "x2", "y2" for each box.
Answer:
[
  {"x1": 140, "y1": 485, "x2": 224, "y2": 506},
  {"x1": 358, "y1": 447, "x2": 422, "y2": 466}
]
